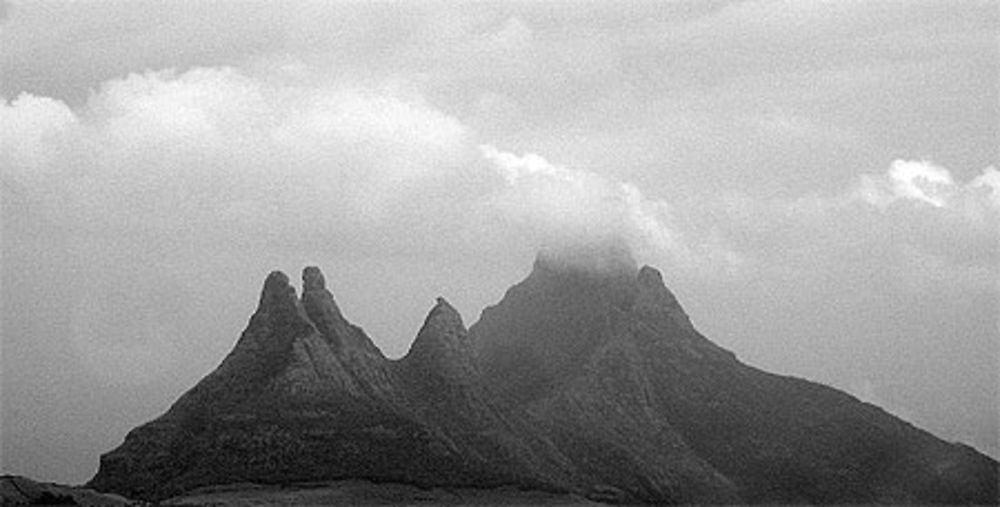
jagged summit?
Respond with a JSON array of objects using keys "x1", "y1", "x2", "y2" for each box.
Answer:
[
  {"x1": 302, "y1": 265, "x2": 326, "y2": 292},
  {"x1": 427, "y1": 297, "x2": 462, "y2": 325},
  {"x1": 297, "y1": 266, "x2": 385, "y2": 361},
  {"x1": 257, "y1": 270, "x2": 300, "y2": 316},
  {"x1": 90, "y1": 260, "x2": 999, "y2": 505},
  {"x1": 634, "y1": 264, "x2": 686, "y2": 319},
  {"x1": 400, "y1": 297, "x2": 480, "y2": 394}
]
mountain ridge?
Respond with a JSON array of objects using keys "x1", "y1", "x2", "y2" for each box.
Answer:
[{"x1": 88, "y1": 256, "x2": 999, "y2": 504}]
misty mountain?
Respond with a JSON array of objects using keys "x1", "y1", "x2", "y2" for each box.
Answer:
[{"x1": 88, "y1": 252, "x2": 998, "y2": 504}]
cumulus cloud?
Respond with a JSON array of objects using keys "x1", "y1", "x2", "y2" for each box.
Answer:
[
  {"x1": 669, "y1": 159, "x2": 999, "y2": 290},
  {"x1": 1, "y1": 67, "x2": 472, "y2": 243},
  {"x1": 855, "y1": 159, "x2": 1000, "y2": 214},
  {"x1": 478, "y1": 145, "x2": 748, "y2": 274},
  {"x1": 2, "y1": 64, "x2": 730, "y2": 270},
  {"x1": 2, "y1": 65, "x2": 994, "y2": 292}
]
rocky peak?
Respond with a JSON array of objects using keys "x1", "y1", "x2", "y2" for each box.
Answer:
[
  {"x1": 633, "y1": 265, "x2": 694, "y2": 333},
  {"x1": 299, "y1": 267, "x2": 346, "y2": 339},
  {"x1": 256, "y1": 270, "x2": 301, "y2": 321},
  {"x1": 402, "y1": 297, "x2": 478, "y2": 386},
  {"x1": 302, "y1": 265, "x2": 326, "y2": 292},
  {"x1": 425, "y1": 297, "x2": 464, "y2": 331},
  {"x1": 298, "y1": 266, "x2": 386, "y2": 362},
  {"x1": 635, "y1": 265, "x2": 680, "y2": 310}
]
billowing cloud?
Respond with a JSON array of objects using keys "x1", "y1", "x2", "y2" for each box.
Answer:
[
  {"x1": 1, "y1": 67, "x2": 472, "y2": 244},
  {"x1": 855, "y1": 159, "x2": 1000, "y2": 213},
  {"x1": 668, "y1": 159, "x2": 999, "y2": 290},
  {"x1": 478, "y1": 145, "x2": 748, "y2": 275}
]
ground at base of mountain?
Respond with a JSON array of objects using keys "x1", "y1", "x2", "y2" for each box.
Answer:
[
  {"x1": 160, "y1": 479, "x2": 603, "y2": 506},
  {"x1": 0, "y1": 475, "x2": 135, "y2": 506}
]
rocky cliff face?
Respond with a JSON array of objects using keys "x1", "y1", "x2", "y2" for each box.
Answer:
[{"x1": 89, "y1": 258, "x2": 999, "y2": 504}]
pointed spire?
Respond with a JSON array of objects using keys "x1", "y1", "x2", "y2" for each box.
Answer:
[
  {"x1": 633, "y1": 265, "x2": 694, "y2": 332},
  {"x1": 300, "y1": 266, "x2": 347, "y2": 347},
  {"x1": 402, "y1": 297, "x2": 478, "y2": 385},
  {"x1": 302, "y1": 266, "x2": 326, "y2": 292},
  {"x1": 257, "y1": 270, "x2": 300, "y2": 319},
  {"x1": 424, "y1": 297, "x2": 464, "y2": 330},
  {"x1": 413, "y1": 297, "x2": 468, "y2": 349},
  {"x1": 635, "y1": 265, "x2": 681, "y2": 310},
  {"x1": 298, "y1": 266, "x2": 385, "y2": 359}
]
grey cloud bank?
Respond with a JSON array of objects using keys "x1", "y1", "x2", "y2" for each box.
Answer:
[{"x1": 1, "y1": 0, "x2": 997, "y2": 484}]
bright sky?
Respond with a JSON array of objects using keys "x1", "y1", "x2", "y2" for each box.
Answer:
[{"x1": 1, "y1": 0, "x2": 997, "y2": 484}]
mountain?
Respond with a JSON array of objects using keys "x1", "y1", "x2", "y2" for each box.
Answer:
[
  {"x1": 473, "y1": 250, "x2": 998, "y2": 504},
  {"x1": 89, "y1": 254, "x2": 999, "y2": 504}
]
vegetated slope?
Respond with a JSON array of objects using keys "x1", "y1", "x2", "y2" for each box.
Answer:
[
  {"x1": 472, "y1": 252, "x2": 998, "y2": 504},
  {"x1": 90, "y1": 254, "x2": 999, "y2": 504},
  {"x1": 88, "y1": 268, "x2": 572, "y2": 501}
]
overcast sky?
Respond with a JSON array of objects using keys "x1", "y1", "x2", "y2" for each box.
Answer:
[{"x1": 1, "y1": 0, "x2": 997, "y2": 485}]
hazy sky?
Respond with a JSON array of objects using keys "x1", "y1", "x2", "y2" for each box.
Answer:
[{"x1": 1, "y1": 0, "x2": 997, "y2": 485}]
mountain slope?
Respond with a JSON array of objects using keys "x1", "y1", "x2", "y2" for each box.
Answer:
[
  {"x1": 470, "y1": 255, "x2": 998, "y2": 504},
  {"x1": 90, "y1": 258, "x2": 999, "y2": 504},
  {"x1": 88, "y1": 268, "x2": 572, "y2": 500}
]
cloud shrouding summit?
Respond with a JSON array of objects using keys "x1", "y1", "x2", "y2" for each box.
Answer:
[
  {"x1": 3, "y1": 65, "x2": 997, "y2": 286},
  {"x1": 0, "y1": 66, "x2": 740, "y2": 276}
]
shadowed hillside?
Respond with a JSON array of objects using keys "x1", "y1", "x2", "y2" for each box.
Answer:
[{"x1": 89, "y1": 253, "x2": 999, "y2": 504}]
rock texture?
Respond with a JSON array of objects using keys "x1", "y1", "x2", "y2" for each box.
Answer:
[{"x1": 90, "y1": 258, "x2": 999, "y2": 504}]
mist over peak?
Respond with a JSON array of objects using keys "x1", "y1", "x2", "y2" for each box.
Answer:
[{"x1": 532, "y1": 238, "x2": 638, "y2": 278}]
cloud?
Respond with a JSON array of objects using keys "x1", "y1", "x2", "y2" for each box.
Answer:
[
  {"x1": 2, "y1": 64, "x2": 741, "y2": 272},
  {"x1": 853, "y1": 160, "x2": 1000, "y2": 220},
  {"x1": 857, "y1": 160, "x2": 956, "y2": 209},
  {"x1": 1, "y1": 67, "x2": 472, "y2": 245},
  {"x1": 851, "y1": 161, "x2": 999, "y2": 278},
  {"x1": 3, "y1": 65, "x2": 994, "y2": 293},
  {"x1": 478, "y1": 144, "x2": 747, "y2": 275},
  {"x1": 667, "y1": 159, "x2": 999, "y2": 290},
  {"x1": 489, "y1": 17, "x2": 533, "y2": 51}
]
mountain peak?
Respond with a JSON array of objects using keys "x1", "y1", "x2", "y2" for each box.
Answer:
[
  {"x1": 299, "y1": 266, "x2": 344, "y2": 327},
  {"x1": 261, "y1": 270, "x2": 291, "y2": 297},
  {"x1": 401, "y1": 297, "x2": 478, "y2": 389},
  {"x1": 426, "y1": 297, "x2": 462, "y2": 327},
  {"x1": 636, "y1": 265, "x2": 680, "y2": 309},
  {"x1": 302, "y1": 265, "x2": 326, "y2": 292},
  {"x1": 298, "y1": 266, "x2": 376, "y2": 355},
  {"x1": 409, "y1": 297, "x2": 468, "y2": 354},
  {"x1": 257, "y1": 270, "x2": 300, "y2": 318},
  {"x1": 91, "y1": 260, "x2": 1000, "y2": 505}
]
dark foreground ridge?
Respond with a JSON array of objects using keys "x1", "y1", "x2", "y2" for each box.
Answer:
[
  {"x1": 88, "y1": 257, "x2": 999, "y2": 504},
  {"x1": 0, "y1": 475, "x2": 131, "y2": 506}
]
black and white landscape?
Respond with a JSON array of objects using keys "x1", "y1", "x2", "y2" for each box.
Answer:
[
  {"x1": 84, "y1": 254, "x2": 997, "y2": 504},
  {"x1": 2, "y1": 1, "x2": 997, "y2": 505}
]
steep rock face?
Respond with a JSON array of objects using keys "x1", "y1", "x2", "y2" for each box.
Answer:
[
  {"x1": 470, "y1": 256, "x2": 743, "y2": 504},
  {"x1": 395, "y1": 298, "x2": 579, "y2": 491},
  {"x1": 399, "y1": 298, "x2": 479, "y2": 394},
  {"x1": 473, "y1": 252, "x2": 638, "y2": 408},
  {"x1": 470, "y1": 257, "x2": 998, "y2": 504},
  {"x1": 89, "y1": 268, "x2": 577, "y2": 501}
]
